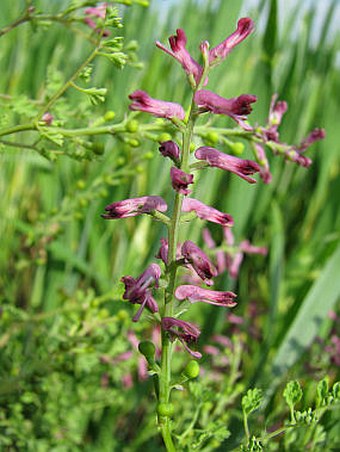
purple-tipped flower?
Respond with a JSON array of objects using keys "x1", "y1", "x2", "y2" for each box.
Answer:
[
  {"x1": 159, "y1": 140, "x2": 180, "y2": 162},
  {"x1": 182, "y1": 198, "x2": 234, "y2": 226},
  {"x1": 282, "y1": 128, "x2": 325, "y2": 167},
  {"x1": 129, "y1": 90, "x2": 185, "y2": 120},
  {"x1": 121, "y1": 264, "x2": 161, "y2": 322},
  {"x1": 194, "y1": 90, "x2": 257, "y2": 126},
  {"x1": 42, "y1": 112, "x2": 54, "y2": 126},
  {"x1": 170, "y1": 167, "x2": 194, "y2": 195},
  {"x1": 195, "y1": 146, "x2": 260, "y2": 184},
  {"x1": 175, "y1": 285, "x2": 237, "y2": 307},
  {"x1": 298, "y1": 128, "x2": 325, "y2": 152},
  {"x1": 182, "y1": 240, "x2": 218, "y2": 286},
  {"x1": 102, "y1": 196, "x2": 167, "y2": 219},
  {"x1": 155, "y1": 237, "x2": 182, "y2": 265},
  {"x1": 162, "y1": 317, "x2": 201, "y2": 358},
  {"x1": 209, "y1": 17, "x2": 255, "y2": 66},
  {"x1": 156, "y1": 29, "x2": 203, "y2": 86}
]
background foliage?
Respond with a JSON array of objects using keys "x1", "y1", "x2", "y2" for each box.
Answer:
[{"x1": 0, "y1": 0, "x2": 339, "y2": 450}]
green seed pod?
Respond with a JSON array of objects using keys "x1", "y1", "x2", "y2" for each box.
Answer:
[
  {"x1": 229, "y1": 142, "x2": 244, "y2": 155},
  {"x1": 206, "y1": 131, "x2": 219, "y2": 145},
  {"x1": 128, "y1": 139, "x2": 140, "y2": 148},
  {"x1": 157, "y1": 402, "x2": 175, "y2": 418},
  {"x1": 138, "y1": 340, "x2": 156, "y2": 361},
  {"x1": 104, "y1": 111, "x2": 116, "y2": 121},
  {"x1": 158, "y1": 133, "x2": 172, "y2": 143},
  {"x1": 76, "y1": 179, "x2": 86, "y2": 190},
  {"x1": 126, "y1": 119, "x2": 139, "y2": 133},
  {"x1": 183, "y1": 360, "x2": 200, "y2": 379}
]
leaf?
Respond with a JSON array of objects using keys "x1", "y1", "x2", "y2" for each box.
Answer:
[{"x1": 269, "y1": 243, "x2": 340, "y2": 385}]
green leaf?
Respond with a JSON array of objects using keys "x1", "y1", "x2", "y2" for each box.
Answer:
[
  {"x1": 270, "y1": 243, "x2": 340, "y2": 385},
  {"x1": 283, "y1": 380, "x2": 303, "y2": 409},
  {"x1": 242, "y1": 388, "x2": 263, "y2": 416}
]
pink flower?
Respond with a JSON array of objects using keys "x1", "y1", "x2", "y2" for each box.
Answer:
[
  {"x1": 170, "y1": 167, "x2": 194, "y2": 195},
  {"x1": 262, "y1": 94, "x2": 288, "y2": 142},
  {"x1": 182, "y1": 198, "x2": 234, "y2": 226},
  {"x1": 102, "y1": 196, "x2": 167, "y2": 219},
  {"x1": 84, "y1": 3, "x2": 110, "y2": 37},
  {"x1": 175, "y1": 285, "x2": 237, "y2": 307},
  {"x1": 194, "y1": 90, "x2": 257, "y2": 126},
  {"x1": 155, "y1": 238, "x2": 182, "y2": 265},
  {"x1": 156, "y1": 29, "x2": 203, "y2": 85},
  {"x1": 209, "y1": 18, "x2": 255, "y2": 66},
  {"x1": 162, "y1": 317, "x2": 202, "y2": 358},
  {"x1": 129, "y1": 90, "x2": 185, "y2": 120},
  {"x1": 121, "y1": 264, "x2": 161, "y2": 322},
  {"x1": 159, "y1": 140, "x2": 180, "y2": 162},
  {"x1": 195, "y1": 146, "x2": 260, "y2": 183},
  {"x1": 42, "y1": 112, "x2": 54, "y2": 126},
  {"x1": 182, "y1": 240, "x2": 218, "y2": 286},
  {"x1": 224, "y1": 228, "x2": 267, "y2": 279},
  {"x1": 239, "y1": 240, "x2": 267, "y2": 255},
  {"x1": 298, "y1": 128, "x2": 325, "y2": 152}
]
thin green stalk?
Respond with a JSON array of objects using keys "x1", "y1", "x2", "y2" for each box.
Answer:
[
  {"x1": 157, "y1": 56, "x2": 211, "y2": 450},
  {"x1": 35, "y1": 43, "x2": 102, "y2": 120}
]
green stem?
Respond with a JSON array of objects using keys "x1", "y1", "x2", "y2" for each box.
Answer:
[
  {"x1": 243, "y1": 410, "x2": 250, "y2": 444},
  {"x1": 158, "y1": 97, "x2": 198, "y2": 451},
  {"x1": 35, "y1": 43, "x2": 102, "y2": 120}
]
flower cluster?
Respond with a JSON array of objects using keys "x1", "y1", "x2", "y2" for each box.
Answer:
[{"x1": 102, "y1": 17, "x2": 324, "y2": 361}]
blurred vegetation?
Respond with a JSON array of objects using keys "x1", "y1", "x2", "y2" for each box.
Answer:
[{"x1": 0, "y1": 0, "x2": 339, "y2": 450}]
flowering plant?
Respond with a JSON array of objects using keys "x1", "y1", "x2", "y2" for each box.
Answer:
[{"x1": 101, "y1": 16, "x2": 325, "y2": 450}]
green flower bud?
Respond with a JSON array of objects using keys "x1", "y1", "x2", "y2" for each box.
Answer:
[
  {"x1": 183, "y1": 360, "x2": 200, "y2": 379},
  {"x1": 138, "y1": 340, "x2": 156, "y2": 361},
  {"x1": 157, "y1": 402, "x2": 175, "y2": 418},
  {"x1": 190, "y1": 142, "x2": 196, "y2": 152},
  {"x1": 126, "y1": 119, "x2": 139, "y2": 133},
  {"x1": 104, "y1": 111, "x2": 116, "y2": 121}
]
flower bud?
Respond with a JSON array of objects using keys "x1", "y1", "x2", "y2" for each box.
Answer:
[
  {"x1": 104, "y1": 111, "x2": 116, "y2": 121},
  {"x1": 138, "y1": 340, "x2": 156, "y2": 363},
  {"x1": 183, "y1": 360, "x2": 200, "y2": 379}
]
